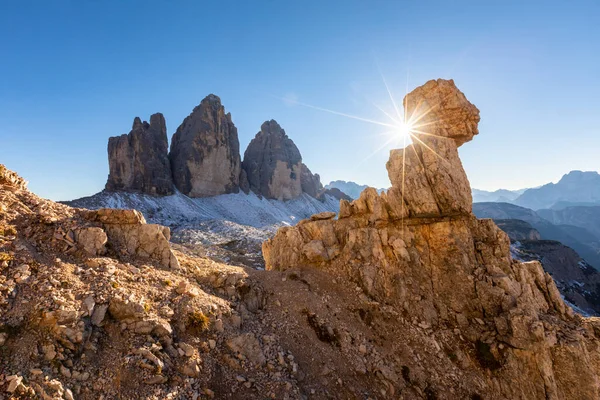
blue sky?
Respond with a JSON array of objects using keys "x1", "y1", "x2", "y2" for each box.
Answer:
[{"x1": 1, "y1": 1, "x2": 598, "y2": 200}]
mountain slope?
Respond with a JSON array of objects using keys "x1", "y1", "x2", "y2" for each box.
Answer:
[
  {"x1": 538, "y1": 205, "x2": 600, "y2": 239},
  {"x1": 514, "y1": 170, "x2": 600, "y2": 210},
  {"x1": 471, "y1": 188, "x2": 525, "y2": 203},
  {"x1": 491, "y1": 219, "x2": 600, "y2": 315},
  {"x1": 473, "y1": 202, "x2": 600, "y2": 269},
  {"x1": 65, "y1": 190, "x2": 340, "y2": 268},
  {"x1": 65, "y1": 190, "x2": 339, "y2": 229}
]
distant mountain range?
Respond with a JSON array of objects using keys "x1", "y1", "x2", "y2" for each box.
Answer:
[
  {"x1": 472, "y1": 170, "x2": 600, "y2": 210},
  {"x1": 325, "y1": 180, "x2": 386, "y2": 199},
  {"x1": 473, "y1": 202, "x2": 600, "y2": 271},
  {"x1": 471, "y1": 188, "x2": 527, "y2": 203}
]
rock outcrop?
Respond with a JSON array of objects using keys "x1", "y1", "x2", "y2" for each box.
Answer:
[
  {"x1": 263, "y1": 79, "x2": 600, "y2": 399},
  {"x1": 84, "y1": 208, "x2": 179, "y2": 269},
  {"x1": 169, "y1": 94, "x2": 242, "y2": 197},
  {"x1": 300, "y1": 163, "x2": 323, "y2": 198},
  {"x1": 241, "y1": 120, "x2": 303, "y2": 200},
  {"x1": 317, "y1": 187, "x2": 352, "y2": 202},
  {"x1": 105, "y1": 114, "x2": 174, "y2": 196}
]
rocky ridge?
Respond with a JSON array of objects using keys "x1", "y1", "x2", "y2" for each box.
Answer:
[
  {"x1": 264, "y1": 79, "x2": 600, "y2": 399},
  {"x1": 104, "y1": 98, "x2": 334, "y2": 203}
]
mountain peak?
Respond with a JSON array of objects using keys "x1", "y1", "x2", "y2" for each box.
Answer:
[{"x1": 559, "y1": 170, "x2": 600, "y2": 184}]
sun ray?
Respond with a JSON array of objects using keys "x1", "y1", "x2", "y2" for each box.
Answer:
[
  {"x1": 368, "y1": 100, "x2": 403, "y2": 125},
  {"x1": 407, "y1": 132, "x2": 447, "y2": 162},
  {"x1": 378, "y1": 67, "x2": 404, "y2": 124},
  {"x1": 273, "y1": 95, "x2": 396, "y2": 129},
  {"x1": 356, "y1": 131, "x2": 403, "y2": 166}
]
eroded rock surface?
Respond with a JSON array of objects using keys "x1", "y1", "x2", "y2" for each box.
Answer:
[
  {"x1": 264, "y1": 79, "x2": 600, "y2": 399},
  {"x1": 242, "y1": 120, "x2": 303, "y2": 200},
  {"x1": 84, "y1": 208, "x2": 179, "y2": 269},
  {"x1": 106, "y1": 114, "x2": 174, "y2": 196},
  {"x1": 300, "y1": 163, "x2": 323, "y2": 198},
  {"x1": 169, "y1": 94, "x2": 242, "y2": 197}
]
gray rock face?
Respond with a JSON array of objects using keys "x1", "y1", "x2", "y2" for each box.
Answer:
[
  {"x1": 169, "y1": 95, "x2": 241, "y2": 197},
  {"x1": 105, "y1": 114, "x2": 174, "y2": 196},
  {"x1": 241, "y1": 120, "x2": 303, "y2": 200},
  {"x1": 317, "y1": 187, "x2": 352, "y2": 202},
  {"x1": 300, "y1": 163, "x2": 323, "y2": 198}
]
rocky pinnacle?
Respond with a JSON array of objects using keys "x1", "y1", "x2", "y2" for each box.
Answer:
[
  {"x1": 105, "y1": 114, "x2": 174, "y2": 196},
  {"x1": 169, "y1": 94, "x2": 242, "y2": 198}
]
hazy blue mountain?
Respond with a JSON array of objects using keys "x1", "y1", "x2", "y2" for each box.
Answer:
[
  {"x1": 514, "y1": 170, "x2": 600, "y2": 210},
  {"x1": 538, "y1": 206, "x2": 600, "y2": 240},
  {"x1": 471, "y1": 188, "x2": 527, "y2": 203},
  {"x1": 473, "y1": 202, "x2": 600, "y2": 270},
  {"x1": 325, "y1": 180, "x2": 386, "y2": 200}
]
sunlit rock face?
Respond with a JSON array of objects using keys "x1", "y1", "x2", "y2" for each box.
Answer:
[
  {"x1": 242, "y1": 120, "x2": 304, "y2": 201},
  {"x1": 264, "y1": 79, "x2": 600, "y2": 399},
  {"x1": 105, "y1": 114, "x2": 174, "y2": 196},
  {"x1": 169, "y1": 94, "x2": 242, "y2": 197}
]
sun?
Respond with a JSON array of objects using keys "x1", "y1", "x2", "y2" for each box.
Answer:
[{"x1": 395, "y1": 120, "x2": 412, "y2": 140}]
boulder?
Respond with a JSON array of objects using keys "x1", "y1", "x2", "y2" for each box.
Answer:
[
  {"x1": 85, "y1": 208, "x2": 178, "y2": 269},
  {"x1": 169, "y1": 94, "x2": 242, "y2": 197},
  {"x1": 105, "y1": 114, "x2": 174, "y2": 196},
  {"x1": 75, "y1": 227, "x2": 107, "y2": 256}
]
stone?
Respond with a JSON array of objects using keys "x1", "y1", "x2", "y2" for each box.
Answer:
[
  {"x1": 226, "y1": 333, "x2": 266, "y2": 365},
  {"x1": 88, "y1": 208, "x2": 146, "y2": 225},
  {"x1": 105, "y1": 113, "x2": 174, "y2": 196},
  {"x1": 241, "y1": 120, "x2": 303, "y2": 200},
  {"x1": 310, "y1": 212, "x2": 337, "y2": 221},
  {"x1": 108, "y1": 297, "x2": 145, "y2": 321},
  {"x1": 169, "y1": 94, "x2": 242, "y2": 197},
  {"x1": 6, "y1": 375, "x2": 22, "y2": 393},
  {"x1": 75, "y1": 227, "x2": 108, "y2": 256},
  {"x1": 87, "y1": 208, "x2": 179, "y2": 269},
  {"x1": 91, "y1": 304, "x2": 108, "y2": 326},
  {"x1": 179, "y1": 342, "x2": 195, "y2": 357}
]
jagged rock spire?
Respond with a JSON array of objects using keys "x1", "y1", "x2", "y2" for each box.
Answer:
[
  {"x1": 105, "y1": 113, "x2": 173, "y2": 196},
  {"x1": 241, "y1": 120, "x2": 304, "y2": 200},
  {"x1": 169, "y1": 94, "x2": 242, "y2": 197}
]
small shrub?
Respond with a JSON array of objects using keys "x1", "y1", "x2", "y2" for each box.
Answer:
[
  {"x1": 110, "y1": 281, "x2": 120, "y2": 289},
  {"x1": 186, "y1": 311, "x2": 210, "y2": 333}
]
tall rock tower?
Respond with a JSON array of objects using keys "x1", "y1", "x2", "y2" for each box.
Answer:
[
  {"x1": 105, "y1": 113, "x2": 174, "y2": 196},
  {"x1": 169, "y1": 95, "x2": 242, "y2": 197},
  {"x1": 242, "y1": 120, "x2": 308, "y2": 201}
]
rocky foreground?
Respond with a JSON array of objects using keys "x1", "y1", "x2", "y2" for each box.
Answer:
[{"x1": 2, "y1": 79, "x2": 600, "y2": 400}]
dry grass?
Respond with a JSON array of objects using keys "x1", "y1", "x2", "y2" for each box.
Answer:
[{"x1": 186, "y1": 310, "x2": 210, "y2": 333}]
